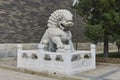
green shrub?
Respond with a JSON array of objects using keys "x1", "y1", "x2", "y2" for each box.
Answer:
[{"x1": 96, "y1": 52, "x2": 120, "y2": 58}]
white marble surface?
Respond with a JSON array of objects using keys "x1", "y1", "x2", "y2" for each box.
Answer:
[
  {"x1": 17, "y1": 44, "x2": 96, "y2": 75},
  {"x1": 40, "y1": 9, "x2": 74, "y2": 52},
  {"x1": 17, "y1": 9, "x2": 96, "y2": 76}
]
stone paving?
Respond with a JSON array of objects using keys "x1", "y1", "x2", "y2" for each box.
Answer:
[
  {"x1": 74, "y1": 63, "x2": 120, "y2": 80},
  {"x1": 0, "y1": 58, "x2": 120, "y2": 80},
  {"x1": 0, "y1": 68, "x2": 58, "y2": 80}
]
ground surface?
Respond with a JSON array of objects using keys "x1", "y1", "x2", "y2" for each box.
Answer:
[
  {"x1": 74, "y1": 63, "x2": 120, "y2": 80},
  {"x1": 0, "y1": 68, "x2": 58, "y2": 80},
  {"x1": 0, "y1": 58, "x2": 120, "y2": 80}
]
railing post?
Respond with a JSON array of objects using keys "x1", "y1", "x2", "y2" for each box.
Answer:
[
  {"x1": 64, "y1": 45, "x2": 72, "y2": 75},
  {"x1": 38, "y1": 44, "x2": 45, "y2": 70},
  {"x1": 90, "y1": 44, "x2": 96, "y2": 68},
  {"x1": 17, "y1": 44, "x2": 23, "y2": 67},
  {"x1": 49, "y1": 55, "x2": 56, "y2": 73}
]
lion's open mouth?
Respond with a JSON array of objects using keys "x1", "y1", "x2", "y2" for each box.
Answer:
[{"x1": 60, "y1": 22, "x2": 74, "y2": 30}]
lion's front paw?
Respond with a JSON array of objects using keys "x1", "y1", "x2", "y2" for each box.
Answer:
[
  {"x1": 56, "y1": 45, "x2": 65, "y2": 52},
  {"x1": 56, "y1": 48, "x2": 65, "y2": 52}
]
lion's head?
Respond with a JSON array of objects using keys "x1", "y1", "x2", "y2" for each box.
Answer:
[{"x1": 47, "y1": 9, "x2": 74, "y2": 30}]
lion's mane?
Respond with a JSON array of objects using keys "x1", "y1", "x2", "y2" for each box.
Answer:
[{"x1": 47, "y1": 9, "x2": 73, "y2": 28}]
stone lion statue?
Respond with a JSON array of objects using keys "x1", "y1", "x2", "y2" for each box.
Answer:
[{"x1": 40, "y1": 9, "x2": 74, "y2": 52}]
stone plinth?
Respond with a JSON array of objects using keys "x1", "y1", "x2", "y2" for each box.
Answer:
[{"x1": 17, "y1": 44, "x2": 96, "y2": 75}]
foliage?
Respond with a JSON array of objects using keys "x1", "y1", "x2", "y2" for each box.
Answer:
[
  {"x1": 75, "y1": 0, "x2": 120, "y2": 34},
  {"x1": 116, "y1": 38, "x2": 120, "y2": 52},
  {"x1": 74, "y1": 0, "x2": 120, "y2": 57},
  {"x1": 85, "y1": 24, "x2": 103, "y2": 44},
  {"x1": 96, "y1": 52, "x2": 120, "y2": 58}
]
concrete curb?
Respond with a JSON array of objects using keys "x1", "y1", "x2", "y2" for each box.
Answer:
[
  {"x1": 97, "y1": 62, "x2": 120, "y2": 67},
  {"x1": 0, "y1": 64, "x2": 82, "y2": 80}
]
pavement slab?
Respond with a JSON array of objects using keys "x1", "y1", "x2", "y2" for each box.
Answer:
[
  {"x1": 0, "y1": 68, "x2": 58, "y2": 80},
  {"x1": 0, "y1": 58, "x2": 120, "y2": 80},
  {"x1": 74, "y1": 63, "x2": 120, "y2": 80}
]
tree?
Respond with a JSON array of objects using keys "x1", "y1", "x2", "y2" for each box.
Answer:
[
  {"x1": 116, "y1": 39, "x2": 120, "y2": 53},
  {"x1": 85, "y1": 24, "x2": 104, "y2": 44},
  {"x1": 74, "y1": 0, "x2": 120, "y2": 57}
]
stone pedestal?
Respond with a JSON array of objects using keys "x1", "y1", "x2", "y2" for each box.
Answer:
[{"x1": 17, "y1": 44, "x2": 96, "y2": 75}]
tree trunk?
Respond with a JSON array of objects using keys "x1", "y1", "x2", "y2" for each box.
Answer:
[
  {"x1": 104, "y1": 34, "x2": 109, "y2": 57},
  {"x1": 74, "y1": 9, "x2": 78, "y2": 50},
  {"x1": 118, "y1": 47, "x2": 120, "y2": 53}
]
